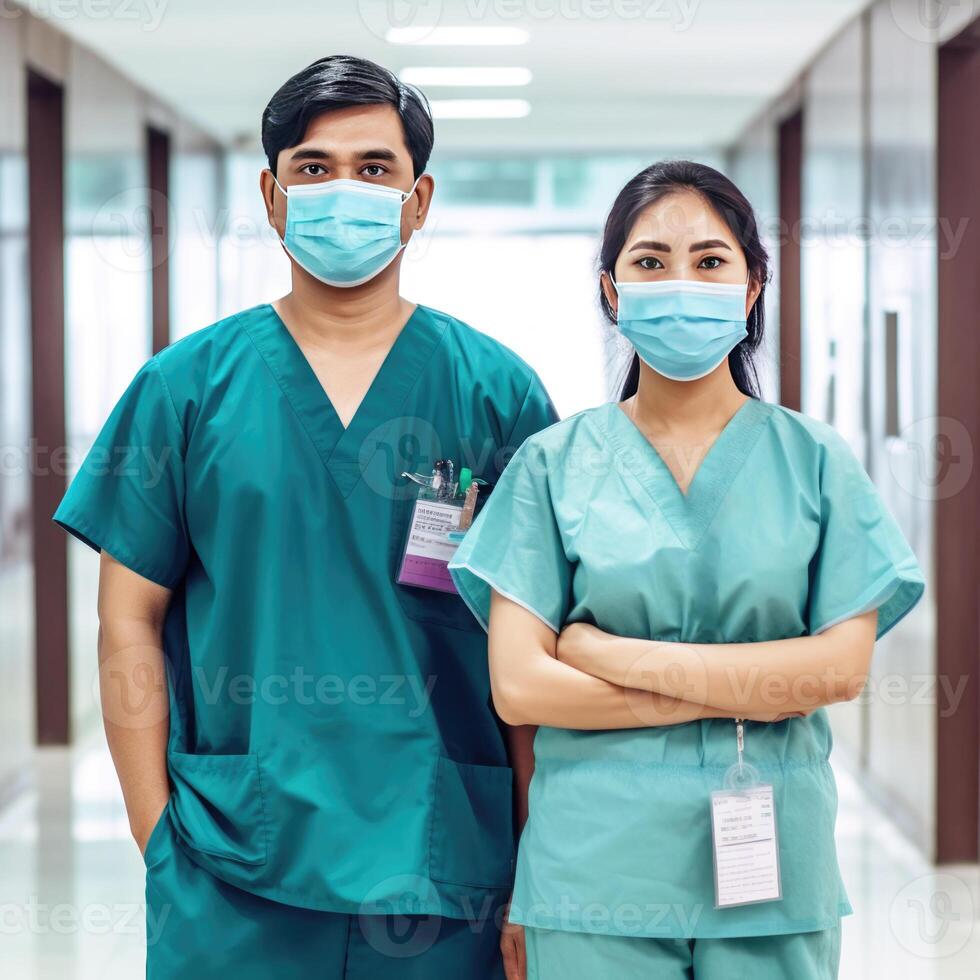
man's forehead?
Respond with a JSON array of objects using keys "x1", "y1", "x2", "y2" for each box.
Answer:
[{"x1": 294, "y1": 104, "x2": 409, "y2": 154}]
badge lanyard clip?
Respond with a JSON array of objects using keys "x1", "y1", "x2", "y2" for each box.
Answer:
[{"x1": 723, "y1": 717, "x2": 760, "y2": 792}]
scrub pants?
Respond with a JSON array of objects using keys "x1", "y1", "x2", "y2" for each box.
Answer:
[
  {"x1": 525, "y1": 925, "x2": 841, "y2": 980},
  {"x1": 144, "y1": 806, "x2": 504, "y2": 979}
]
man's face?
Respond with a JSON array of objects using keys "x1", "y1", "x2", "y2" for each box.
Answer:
[{"x1": 263, "y1": 103, "x2": 432, "y2": 249}]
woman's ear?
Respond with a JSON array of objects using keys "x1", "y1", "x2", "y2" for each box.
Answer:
[
  {"x1": 745, "y1": 274, "x2": 762, "y2": 318},
  {"x1": 600, "y1": 270, "x2": 618, "y2": 315}
]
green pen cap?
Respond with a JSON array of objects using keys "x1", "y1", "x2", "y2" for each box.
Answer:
[{"x1": 457, "y1": 467, "x2": 473, "y2": 494}]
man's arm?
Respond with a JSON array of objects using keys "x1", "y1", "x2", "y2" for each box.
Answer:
[{"x1": 97, "y1": 551, "x2": 172, "y2": 854}]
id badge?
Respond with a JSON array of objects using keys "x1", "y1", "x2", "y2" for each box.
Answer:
[
  {"x1": 396, "y1": 496, "x2": 464, "y2": 594},
  {"x1": 710, "y1": 719, "x2": 783, "y2": 909}
]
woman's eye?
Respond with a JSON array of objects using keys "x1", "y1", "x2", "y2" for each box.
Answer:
[
  {"x1": 699, "y1": 255, "x2": 724, "y2": 270},
  {"x1": 362, "y1": 165, "x2": 386, "y2": 177},
  {"x1": 637, "y1": 256, "x2": 663, "y2": 270}
]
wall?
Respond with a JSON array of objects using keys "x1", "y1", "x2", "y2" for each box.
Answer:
[
  {"x1": 0, "y1": 10, "x2": 222, "y2": 760},
  {"x1": 726, "y1": 0, "x2": 944, "y2": 856},
  {"x1": 0, "y1": 13, "x2": 34, "y2": 803}
]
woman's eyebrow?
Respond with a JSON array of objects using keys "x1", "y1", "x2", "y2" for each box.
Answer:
[
  {"x1": 627, "y1": 239, "x2": 671, "y2": 252},
  {"x1": 689, "y1": 239, "x2": 732, "y2": 252}
]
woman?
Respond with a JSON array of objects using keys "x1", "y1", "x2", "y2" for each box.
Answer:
[{"x1": 448, "y1": 160, "x2": 924, "y2": 980}]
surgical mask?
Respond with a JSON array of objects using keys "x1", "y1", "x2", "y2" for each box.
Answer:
[
  {"x1": 612, "y1": 277, "x2": 749, "y2": 382},
  {"x1": 272, "y1": 176, "x2": 420, "y2": 287}
]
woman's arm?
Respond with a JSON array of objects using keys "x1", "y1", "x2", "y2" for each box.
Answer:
[
  {"x1": 488, "y1": 591, "x2": 795, "y2": 729},
  {"x1": 556, "y1": 610, "x2": 878, "y2": 717}
]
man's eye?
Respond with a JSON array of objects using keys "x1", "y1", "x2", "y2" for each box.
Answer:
[
  {"x1": 303, "y1": 164, "x2": 326, "y2": 176},
  {"x1": 362, "y1": 165, "x2": 386, "y2": 177}
]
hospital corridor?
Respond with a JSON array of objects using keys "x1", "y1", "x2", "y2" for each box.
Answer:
[{"x1": 1, "y1": 1, "x2": 979, "y2": 978}]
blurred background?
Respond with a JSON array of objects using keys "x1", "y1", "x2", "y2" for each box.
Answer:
[{"x1": 0, "y1": 0, "x2": 978, "y2": 976}]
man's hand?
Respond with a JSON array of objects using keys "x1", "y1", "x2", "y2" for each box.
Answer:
[
  {"x1": 500, "y1": 903, "x2": 526, "y2": 980},
  {"x1": 134, "y1": 795, "x2": 171, "y2": 857}
]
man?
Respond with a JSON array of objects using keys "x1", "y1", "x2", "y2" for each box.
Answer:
[{"x1": 55, "y1": 55, "x2": 556, "y2": 978}]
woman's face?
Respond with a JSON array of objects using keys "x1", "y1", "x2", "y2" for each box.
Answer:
[{"x1": 602, "y1": 189, "x2": 761, "y2": 316}]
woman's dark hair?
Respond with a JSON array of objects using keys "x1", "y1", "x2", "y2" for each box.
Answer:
[
  {"x1": 261, "y1": 55, "x2": 434, "y2": 178},
  {"x1": 599, "y1": 160, "x2": 769, "y2": 400}
]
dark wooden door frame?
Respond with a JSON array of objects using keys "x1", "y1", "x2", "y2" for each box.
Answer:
[
  {"x1": 936, "y1": 18, "x2": 980, "y2": 864},
  {"x1": 27, "y1": 68, "x2": 70, "y2": 746},
  {"x1": 146, "y1": 125, "x2": 171, "y2": 353},
  {"x1": 777, "y1": 108, "x2": 803, "y2": 413}
]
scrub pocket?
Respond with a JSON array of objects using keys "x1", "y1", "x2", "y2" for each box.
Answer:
[
  {"x1": 390, "y1": 499, "x2": 483, "y2": 633},
  {"x1": 428, "y1": 756, "x2": 514, "y2": 890},
  {"x1": 167, "y1": 752, "x2": 269, "y2": 866}
]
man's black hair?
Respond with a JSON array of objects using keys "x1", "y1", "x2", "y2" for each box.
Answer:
[{"x1": 261, "y1": 55, "x2": 434, "y2": 178}]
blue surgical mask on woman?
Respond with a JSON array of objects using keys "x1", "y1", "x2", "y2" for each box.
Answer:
[
  {"x1": 273, "y1": 175, "x2": 421, "y2": 287},
  {"x1": 612, "y1": 276, "x2": 750, "y2": 381}
]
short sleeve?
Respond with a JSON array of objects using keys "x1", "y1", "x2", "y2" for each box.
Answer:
[
  {"x1": 53, "y1": 357, "x2": 189, "y2": 589},
  {"x1": 502, "y1": 372, "x2": 560, "y2": 456},
  {"x1": 807, "y1": 431, "x2": 924, "y2": 640},
  {"x1": 449, "y1": 440, "x2": 572, "y2": 633}
]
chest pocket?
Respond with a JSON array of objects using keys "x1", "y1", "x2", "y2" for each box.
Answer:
[{"x1": 389, "y1": 496, "x2": 483, "y2": 634}]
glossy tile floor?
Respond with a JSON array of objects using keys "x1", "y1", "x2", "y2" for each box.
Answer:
[{"x1": 1, "y1": 734, "x2": 978, "y2": 978}]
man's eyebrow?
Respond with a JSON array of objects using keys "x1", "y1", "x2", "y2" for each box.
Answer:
[
  {"x1": 287, "y1": 147, "x2": 401, "y2": 163},
  {"x1": 288, "y1": 147, "x2": 331, "y2": 162},
  {"x1": 356, "y1": 147, "x2": 399, "y2": 161},
  {"x1": 627, "y1": 239, "x2": 671, "y2": 252},
  {"x1": 689, "y1": 239, "x2": 732, "y2": 252}
]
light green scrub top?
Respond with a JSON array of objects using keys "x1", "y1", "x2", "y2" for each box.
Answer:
[
  {"x1": 449, "y1": 397, "x2": 924, "y2": 940},
  {"x1": 54, "y1": 302, "x2": 558, "y2": 917}
]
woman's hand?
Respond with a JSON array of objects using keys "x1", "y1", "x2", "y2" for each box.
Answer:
[
  {"x1": 500, "y1": 901, "x2": 526, "y2": 980},
  {"x1": 555, "y1": 621, "x2": 613, "y2": 670}
]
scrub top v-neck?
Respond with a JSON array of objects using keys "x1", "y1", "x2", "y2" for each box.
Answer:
[
  {"x1": 242, "y1": 303, "x2": 439, "y2": 497},
  {"x1": 54, "y1": 301, "x2": 558, "y2": 916},
  {"x1": 450, "y1": 397, "x2": 924, "y2": 940}
]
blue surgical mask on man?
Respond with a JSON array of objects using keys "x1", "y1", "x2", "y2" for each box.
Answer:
[
  {"x1": 273, "y1": 175, "x2": 421, "y2": 287},
  {"x1": 611, "y1": 276, "x2": 750, "y2": 381}
]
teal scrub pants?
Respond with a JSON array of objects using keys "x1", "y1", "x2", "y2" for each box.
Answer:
[
  {"x1": 144, "y1": 806, "x2": 505, "y2": 979},
  {"x1": 525, "y1": 924, "x2": 841, "y2": 980}
]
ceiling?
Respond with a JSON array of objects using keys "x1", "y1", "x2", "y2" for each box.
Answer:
[{"x1": 22, "y1": 0, "x2": 870, "y2": 152}]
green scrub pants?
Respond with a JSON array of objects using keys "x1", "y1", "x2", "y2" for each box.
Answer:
[
  {"x1": 144, "y1": 805, "x2": 505, "y2": 979},
  {"x1": 525, "y1": 924, "x2": 841, "y2": 980}
]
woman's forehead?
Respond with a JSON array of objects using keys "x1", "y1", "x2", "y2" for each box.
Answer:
[{"x1": 626, "y1": 190, "x2": 732, "y2": 246}]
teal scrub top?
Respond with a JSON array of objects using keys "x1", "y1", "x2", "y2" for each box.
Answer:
[
  {"x1": 449, "y1": 397, "x2": 925, "y2": 940},
  {"x1": 54, "y1": 302, "x2": 558, "y2": 916}
]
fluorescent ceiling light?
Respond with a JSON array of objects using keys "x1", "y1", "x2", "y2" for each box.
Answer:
[
  {"x1": 429, "y1": 99, "x2": 531, "y2": 120},
  {"x1": 400, "y1": 67, "x2": 532, "y2": 87},
  {"x1": 386, "y1": 27, "x2": 530, "y2": 46}
]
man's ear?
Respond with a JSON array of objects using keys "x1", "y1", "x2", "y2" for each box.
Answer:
[
  {"x1": 260, "y1": 169, "x2": 281, "y2": 231},
  {"x1": 409, "y1": 173, "x2": 435, "y2": 230}
]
